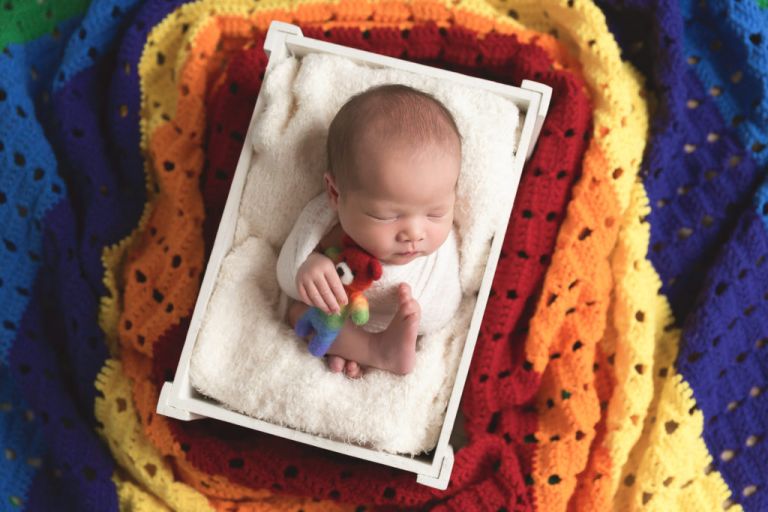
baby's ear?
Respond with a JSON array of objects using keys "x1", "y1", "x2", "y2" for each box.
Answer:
[
  {"x1": 324, "y1": 172, "x2": 340, "y2": 211},
  {"x1": 368, "y1": 259, "x2": 383, "y2": 281}
]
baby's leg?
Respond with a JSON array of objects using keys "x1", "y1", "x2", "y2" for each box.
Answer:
[
  {"x1": 287, "y1": 284, "x2": 420, "y2": 375},
  {"x1": 326, "y1": 283, "x2": 420, "y2": 375}
]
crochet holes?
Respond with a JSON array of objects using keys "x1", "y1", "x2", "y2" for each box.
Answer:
[
  {"x1": 715, "y1": 282, "x2": 728, "y2": 296},
  {"x1": 743, "y1": 485, "x2": 758, "y2": 498},
  {"x1": 677, "y1": 227, "x2": 693, "y2": 240},
  {"x1": 82, "y1": 466, "x2": 97, "y2": 481}
]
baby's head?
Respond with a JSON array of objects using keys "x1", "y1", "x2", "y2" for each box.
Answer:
[{"x1": 325, "y1": 84, "x2": 462, "y2": 265}]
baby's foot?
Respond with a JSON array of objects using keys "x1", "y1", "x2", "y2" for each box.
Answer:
[{"x1": 377, "y1": 283, "x2": 420, "y2": 375}]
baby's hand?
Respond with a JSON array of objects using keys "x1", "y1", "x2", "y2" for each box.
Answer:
[{"x1": 296, "y1": 252, "x2": 348, "y2": 314}]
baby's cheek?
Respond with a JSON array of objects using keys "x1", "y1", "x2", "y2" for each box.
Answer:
[
  {"x1": 429, "y1": 223, "x2": 451, "y2": 250},
  {"x1": 364, "y1": 237, "x2": 389, "y2": 258}
]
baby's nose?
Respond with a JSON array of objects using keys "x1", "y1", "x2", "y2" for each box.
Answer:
[{"x1": 398, "y1": 224, "x2": 425, "y2": 242}]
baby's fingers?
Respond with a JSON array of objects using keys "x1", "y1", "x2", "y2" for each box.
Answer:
[
  {"x1": 305, "y1": 283, "x2": 331, "y2": 314},
  {"x1": 325, "y1": 270, "x2": 348, "y2": 307},
  {"x1": 298, "y1": 284, "x2": 309, "y2": 305},
  {"x1": 316, "y1": 278, "x2": 341, "y2": 314}
]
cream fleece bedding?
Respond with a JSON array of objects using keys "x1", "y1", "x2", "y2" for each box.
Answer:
[{"x1": 189, "y1": 53, "x2": 520, "y2": 454}]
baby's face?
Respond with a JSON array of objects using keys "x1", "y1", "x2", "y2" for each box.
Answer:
[{"x1": 328, "y1": 141, "x2": 460, "y2": 265}]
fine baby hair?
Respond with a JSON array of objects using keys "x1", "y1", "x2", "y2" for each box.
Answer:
[{"x1": 325, "y1": 83, "x2": 462, "y2": 192}]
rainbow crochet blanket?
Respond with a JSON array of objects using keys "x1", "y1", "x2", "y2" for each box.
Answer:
[{"x1": 1, "y1": 0, "x2": 766, "y2": 510}]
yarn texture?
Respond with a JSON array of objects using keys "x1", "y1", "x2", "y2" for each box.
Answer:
[{"x1": 1, "y1": 0, "x2": 766, "y2": 510}]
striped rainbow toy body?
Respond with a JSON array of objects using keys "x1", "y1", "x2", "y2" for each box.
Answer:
[{"x1": 0, "y1": 0, "x2": 765, "y2": 510}]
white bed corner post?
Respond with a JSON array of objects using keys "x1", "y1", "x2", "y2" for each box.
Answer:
[
  {"x1": 520, "y1": 80, "x2": 553, "y2": 161},
  {"x1": 157, "y1": 382, "x2": 204, "y2": 421},
  {"x1": 416, "y1": 446, "x2": 455, "y2": 490},
  {"x1": 264, "y1": 21, "x2": 303, "y2": 61}
]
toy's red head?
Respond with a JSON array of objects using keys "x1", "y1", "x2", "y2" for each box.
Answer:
[{"x1": 334, "y1": 235, "x2": 382, "y2": 294}]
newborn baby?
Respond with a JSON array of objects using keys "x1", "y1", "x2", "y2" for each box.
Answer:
[{"x1": 277, "y1": 84, "x2": 462, "y2": 378}]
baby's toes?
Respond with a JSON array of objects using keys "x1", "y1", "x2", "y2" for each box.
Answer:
[
  {"x1": 400, "y1": 298, "x2": 421, "y2": 319},
  {"x1": 345, "y1": 360, "x2": 362, "y2": 379},
  {"x1": 327, "y1": 355, "x2": 345, "y2": 373}
]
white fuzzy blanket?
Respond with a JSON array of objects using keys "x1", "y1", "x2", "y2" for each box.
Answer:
[{"x1": 189, "y1": 53, "x2": 520, "y2": 454}]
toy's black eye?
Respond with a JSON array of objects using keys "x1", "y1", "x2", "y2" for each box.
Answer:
[{"x1": 335, "y1": 262, "x2": 353, "y2": 285}]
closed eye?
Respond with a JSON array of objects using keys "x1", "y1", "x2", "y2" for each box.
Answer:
[
  {"x1": 428, "y1": 213, "x2": 447, "y2": 219},
  {"x1": 367, "y1": 213, "x2": 398, "y2": 221}
]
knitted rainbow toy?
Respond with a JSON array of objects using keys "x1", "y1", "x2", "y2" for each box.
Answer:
[
  {"x1": 295, "y1": 237, "x2": 383, "y2": 357},
  {"x1": 1, "y1": 0, "x2": 766, "y2": 510}
]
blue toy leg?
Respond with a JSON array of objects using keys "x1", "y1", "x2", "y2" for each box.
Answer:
[
  {"x1": 308, "y1": 328, "x2": 340, "y2": 357},
  {"x1": 295, "y1": 308, "x2": 341, "y2": 357},
  {"x1": 295, "y1": 310, "x2": 314, "y2": 338}
]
